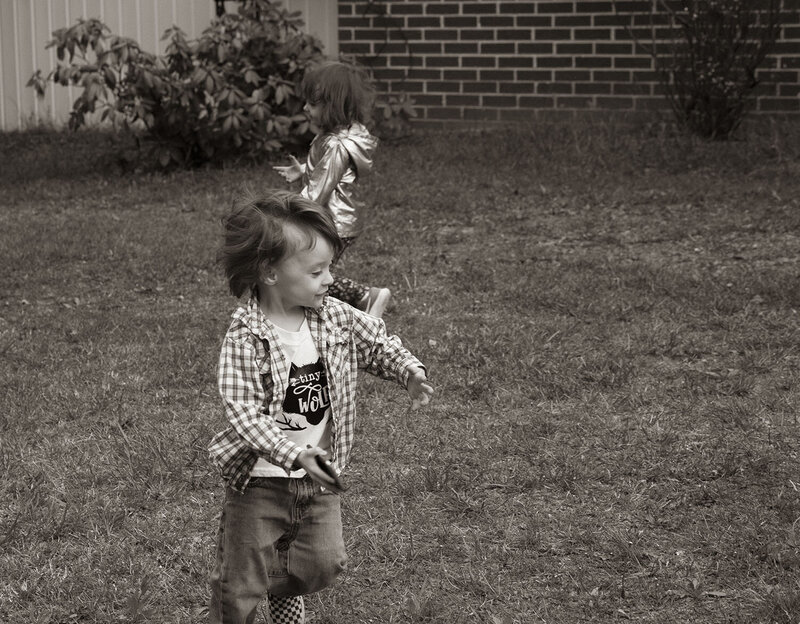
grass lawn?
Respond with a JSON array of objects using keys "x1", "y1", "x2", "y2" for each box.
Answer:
[{"x1": 1, "y1": 119, "x2": 800, "y2": 624}]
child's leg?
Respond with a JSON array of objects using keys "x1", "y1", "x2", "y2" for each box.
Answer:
[
  {"x1": 266, "y1": 478, "x2": 347, "y2": 598},
  {"x1": 328, "y1": 237, "x2": 391, "y2": 316},
  {"x1": 209, "y1": 485, "x2": 278, "y2": 623},
  {"x1": 355, "y1": 286, "x2": 392, "y2": 318},
  {"x1": 329, "y1": 278, "x2": 392, "y2": 318},
  {"x1": 208, "y1": 478, "x2": 346, "y2": 624},
  {"x1": 328, "y1": 237, "x2": 366, "y2": 306},
  {"x1": 327, "y1": 275, "x2": 369, "y2": 307}
]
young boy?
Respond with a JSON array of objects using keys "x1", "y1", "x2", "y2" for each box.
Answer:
[{"x1": 207, "y1": 190, "x2": 433, "y2": 624}]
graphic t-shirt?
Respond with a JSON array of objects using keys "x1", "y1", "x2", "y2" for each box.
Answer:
[{"x1": 250, "y1": 319, "x2": 332, "y2": 478}]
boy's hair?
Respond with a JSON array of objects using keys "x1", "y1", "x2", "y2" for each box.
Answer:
[
  {"x1": 219, "y1": 189, "x2": 343, "y2": 298},
  {"x1": 300, "y1": 60, "x2": 375, "y2": 132}
]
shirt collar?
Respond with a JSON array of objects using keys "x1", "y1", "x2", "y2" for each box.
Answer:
[{"x1": 238, "y1": 291, "x2": 327, "y2": 341}]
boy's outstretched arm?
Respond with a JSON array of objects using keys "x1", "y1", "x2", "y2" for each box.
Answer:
[
  {"x1": 406, "y1": 365, "x2": 434, "y2": 409},
  {"x1": 350, "y1": 308, "x2": 432, "y2": 393}
]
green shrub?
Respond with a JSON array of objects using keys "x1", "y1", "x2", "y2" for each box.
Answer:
[
  {"x1": 28, "y1": 0, "x2": 324, "y2": 168},
  {"x1": 374, "y1": 92, "x2": 418, "y2": 141},
  {"x1": 616, "y1": 0, "x2": 782, "y2": 139}
]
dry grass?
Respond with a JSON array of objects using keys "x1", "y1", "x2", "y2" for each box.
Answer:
[{"x1": 1, "y1": 118, "x2": 800, "y2": 623}]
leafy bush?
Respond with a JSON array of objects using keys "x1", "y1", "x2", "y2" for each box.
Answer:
[
  {"x1": 28, "y1": 0, "x2": 324, "y2": 168},
  {"x1": 616, "y1": 0, "x2": 782, "y2": 139},
  {"x1": 374, "y1": 92, "x2": 418, "y2": 141}
]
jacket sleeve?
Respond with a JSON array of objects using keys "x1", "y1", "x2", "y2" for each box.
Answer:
[
  {"x1": 300, "y1": 137, "x2": 351, "y2": 207},
  {"x1": 350, "y1": 309, "x2": 425, "y2": 387},
  {"x1": 218, "y1": 335, "x2": 302, "y2": 473}
]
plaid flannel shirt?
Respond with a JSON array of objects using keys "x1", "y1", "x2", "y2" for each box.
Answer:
[{"x1": 208, "y1": 294, "x2": 424, "y2": 492}]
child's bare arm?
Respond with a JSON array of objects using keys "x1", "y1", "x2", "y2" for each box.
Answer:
[{"x1": 273, "y1": 155, "x2": 304, "y2": 183}]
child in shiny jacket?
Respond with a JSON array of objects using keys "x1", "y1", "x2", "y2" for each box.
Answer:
[{"x1": 274, "y1": 60, "x2": 391, "y2": 318}]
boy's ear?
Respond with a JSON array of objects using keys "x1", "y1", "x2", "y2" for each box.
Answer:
[{"x1": 260, "y1": 264, "x2": 278, "y2": 285}]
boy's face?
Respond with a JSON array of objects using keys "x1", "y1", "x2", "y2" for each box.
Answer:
[{"x1": 267, "y1": 224, "x2": 334, "y2": 310}]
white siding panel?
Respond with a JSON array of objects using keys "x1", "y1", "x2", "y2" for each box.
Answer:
[
  {"x1": 121, "y1": 0, "x2": 140, "y2": 41},
  {"x1": 138, "y1": 0, "x2": 157, "y2": 53},
  {"x1": 32, "y1": 0, "x2": 53, "y2": 121},
  {"x1": 0, "y1": 1, "x2": 18, "y2": 130},
  {"x1": 0, "y1": 0, "x2": 337, "y2": 130},
  {"x1": 156, "y1": 1, "x2": 176, "y2": 54},
  {"x1": 49, "y1": 0, "x2": 76, "y2": 125},
  {"x1": 68, "y1": 0, "x2": 83, "y2": 32},
  {"x1": 101, "y1": 1, "x2": 121, "y2": 42},
  {"x1": 16, "y1": 1, "x2": 38, "y2": 126},
  {"x1": 84, "y1": 0, "x2": 103, "y2": 21},
  {"x1": 286, "y1": 0, "x2": 338, "y2": 58}
]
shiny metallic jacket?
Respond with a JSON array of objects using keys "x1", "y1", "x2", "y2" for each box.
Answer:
[{"x1": 300, "y1": 122, "x2": 378, "y2": 238}]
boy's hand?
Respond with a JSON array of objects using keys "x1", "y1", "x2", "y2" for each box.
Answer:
[
  {"x1": 273, "y1": 155, "x2": 303, "y2": 183},
  {"x1": 407, "y1": 366, "x2": 434, "y2": 409},
  {"x1": 294, "y1": 446, "x2": 346, "y2": 494}
]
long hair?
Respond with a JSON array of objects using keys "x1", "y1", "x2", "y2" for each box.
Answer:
[
  {"x1": 218, "y1": 189, "x2": 343, "y2": 298},
  {"x1": 300, "y1": 60, "x2": 375, "y2": 132}
]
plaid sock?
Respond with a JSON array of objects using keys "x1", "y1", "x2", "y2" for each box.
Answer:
[{"x1": 267, "y1": 594, "x2": 305, "y2": 624}]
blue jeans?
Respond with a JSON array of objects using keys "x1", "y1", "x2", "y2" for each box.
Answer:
[{"x1": 208, "y1": 476, "x2": 347, "y2": 624}]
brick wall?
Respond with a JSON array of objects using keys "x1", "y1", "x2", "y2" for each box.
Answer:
[{"x1": 337, "y1": 0, "x2": 800, "y2": 124}]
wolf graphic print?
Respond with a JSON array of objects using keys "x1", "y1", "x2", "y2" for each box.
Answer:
[
  {"x1": 277, "y1": 359, "x2": 331, "y2": 430},
  {"x1": 248, "y1": 321, "x2": 333, "y2": 478}
]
